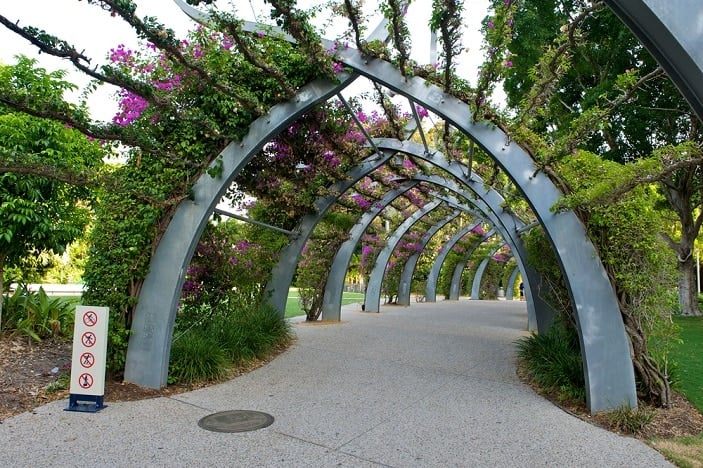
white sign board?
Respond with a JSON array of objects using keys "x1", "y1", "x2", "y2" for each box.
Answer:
[{"x1": 70, "y1": 306, "x2": 109, "y2": 396}]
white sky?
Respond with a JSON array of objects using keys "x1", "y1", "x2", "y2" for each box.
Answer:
[{"x1": 0, "y1": 0, "x2": 492, "y2": 121}]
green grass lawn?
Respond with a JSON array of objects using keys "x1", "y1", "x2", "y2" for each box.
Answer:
[
  {"x1": 671, "y1": 316, "x2": 703, "y2": 412},
  {"x1": 285, "y1": 288, "x2": 365, "y2": 318},
  {"x1": 653, "y1": 317, "x2": 703, "y2": 468}
]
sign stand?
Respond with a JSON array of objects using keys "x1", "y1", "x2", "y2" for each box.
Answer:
[
  {"x1": 65, "y1": 306, "x2": 109, "y2": 413},
  {"x1": 66, "y1": 394, "x2": 106, "y2": 412}
]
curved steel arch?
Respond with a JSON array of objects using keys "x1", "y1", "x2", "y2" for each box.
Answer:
[
  {"x1": 425, "y1": 223, "x2": 488, "y2": 302},
  {"x1": 396, "y1": 211, "x2": 460, "y2": 306},
  {"x1": 467, "y1": 248, "x2": 511, "y2": 300},
  {"x1": 335, "y1": 58, "x2": 636, "y2": 410},
  {"x1": 468, "y1": 255, "x2": 492, "y2": 300},
  {"x1": 374, "y1": 147, "x2": 550, "y2": 333},
  {"x1": 506, "y1": 264, "x2": 521, "y2": 301},
  {"x1": 605, "y1": 0, "x2": 703, "y2": 120},
  {"x1": 320, "y1": 181, "x2": 420, "y2": 320},
  {"x1": 126, "y1": 13, "x2": 636, "y2": 411},
  {"x1": 321, "y1": 165, "x2": 534, "y2": 320},
  {"x1": 364, "y1": 200, "x2": 443, "y2": 312},
  {"x1": 262, "y1": 150, "x2": 395, "y2": 316},
  {"x1": 124, "y1": 77, "x2": 356, "y2": 388}
]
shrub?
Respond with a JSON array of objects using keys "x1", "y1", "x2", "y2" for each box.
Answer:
[
  {"x1": 169, "y1": 301, "x2": 292, "y2": 384},
  {"x1": 601, "y1": 404, "x2": 655, "y2": 435},
  {"x1": 515, "y1": 319, "x2": 585, "y2": 402},
  {"x1": 2, "y1": 286, "x2": 75, "y2": 341},
  {"x1": 210, "y1": 302, "x2": 292, "y2": 363},
  {"x1": 168, "y1": 329, "x2": 228, "y2": 384}
]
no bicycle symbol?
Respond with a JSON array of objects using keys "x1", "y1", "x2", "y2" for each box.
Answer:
[
  {"x1": 82, "y1": 311, "x2": 98, "y2": 327},
  {"x1": 78, "y1": 373, "x2": 94, "y2": 389},
  {"x1": 81, "y1": 331, "x2": 96, "y2": 348}
]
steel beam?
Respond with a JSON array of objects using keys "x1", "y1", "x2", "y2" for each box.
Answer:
[
  {"x1": 131, "y1": 11, "x2": 637, "y2": 411},
  {"x1": 506, "y1": 265, "x2": 521, "y2": 301},
  {"x1": 264, "y1": 151, "x2": 394, "y2": 316}
]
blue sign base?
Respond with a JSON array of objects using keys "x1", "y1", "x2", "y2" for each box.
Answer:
[{"x1": 65, "y1": 394, "x2": 106, "y2": 413}]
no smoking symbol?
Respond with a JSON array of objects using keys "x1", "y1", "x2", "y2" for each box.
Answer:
[
  {"x1": 80, "y1": 352, "x2": 95, "y2": 368},
  {"x1": 81, "y1": 331, "x2": 96, "y2": 348},
  {"x1": 82, "y1": 311, "x2": 98, "y2": 327},
  {"x1": 78, "y1": 373, "x2": 94, "y2": 389}
]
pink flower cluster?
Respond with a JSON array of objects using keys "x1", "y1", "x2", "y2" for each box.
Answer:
[
  {"x1": 351, "y1": 193, "x2": 372, "y2": 210},
  {"x1": 113, "y1": 89, "x2": 148, "y2": 126},
  {"x1": 109, "y1": 44, "x2": 134, "y2": 65}
]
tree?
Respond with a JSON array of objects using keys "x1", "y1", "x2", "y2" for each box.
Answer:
[
  {"x1": 499, "y1": 0, "x2": 703, "y2": 316},
  {"x1": 0, "y1": 60, "x2": 105, "y2": 328}
]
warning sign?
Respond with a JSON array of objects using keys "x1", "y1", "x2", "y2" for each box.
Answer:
[{"x1": 70, "y1": 306, "x2": 109, "y2": 396}]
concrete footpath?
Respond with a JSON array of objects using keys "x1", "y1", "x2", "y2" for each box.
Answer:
[{"x1": 0, "y1": 300, "x2": 671, "y2": 467}]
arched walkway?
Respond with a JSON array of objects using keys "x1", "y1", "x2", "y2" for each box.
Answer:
[{"x1": 120, "y1": 2, "x2": 698, "y2": 413}]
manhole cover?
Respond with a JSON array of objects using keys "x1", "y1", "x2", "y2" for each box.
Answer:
[{"x1": 198, "y1": 410, "x2": 274, "y2": 433}]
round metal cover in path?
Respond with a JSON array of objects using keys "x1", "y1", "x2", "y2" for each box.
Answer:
[{"x1": 198, "y1": 410, "x2": 274, "y2": 433}]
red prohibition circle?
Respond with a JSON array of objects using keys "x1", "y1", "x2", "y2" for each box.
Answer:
[
  {"x1": 82, "y1": 311, "x2": 98, "y2": 327},
  {"x1": 80, "y1": 352, "x2": 95, "y2": 369},
  {"x1": 81, "y1": 331, "x2": 96, "y2": 348},
  {"x1": 78, "y1": 373, "x2": 94, "y2": 389}
]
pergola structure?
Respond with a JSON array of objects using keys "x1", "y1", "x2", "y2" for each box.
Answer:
[{"x1": 121, "y1": 0, "x2": 703, "y2": 414}]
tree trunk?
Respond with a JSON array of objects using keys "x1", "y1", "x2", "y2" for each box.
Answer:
[
  {"x1": 620, "y1": 296, "x2": 671, "y2": 407},
  {"x1": 678, "y1": 254, "x2": 701, "y2": 316}
]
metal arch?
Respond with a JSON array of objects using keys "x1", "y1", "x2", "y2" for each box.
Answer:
[
  {"x1": 124, "y1": 77, "x2": 358, "y2": 389},
  {"x1": 506, "y1": 264, "x2": 521, "y2": 301},
  {"x1": 358, "y1": 173, "x2": 532, "y2": 317},
  {"x1": 467, "y1": 248, "x2": 509, "y2": 300},
  {"x1": 448, "y1": 234, "x2": 498, "y2": 301},
  {"x1": 605, "y1": 0, "x2": 703, "y2": 121},
  {"x1": 338, "y1": 73, "x2": 636, "y2": 410},
  {"x1": 262, "y1": 150, "x2": 396, "y2": 316},
  {"x1": 468, "y1": 257, "x2": 490, "y2": 300},
  {"x1": 375, "y1": 146, "x2": 548, "y2": 333},
  {"x1": 320, "y1": 181, "x2": 420, "y2": 321},
  {"x1": 134, "y1": 7, "x2": 636, "y2": 411},
  {"x1": 396, "y1": 211, "x2": 461, "y2": 306},
  {"x1": 364, "y1": 200, "x2": 443, "y2": 312},
  {"x1": 425, "y1": 223, "x2": 487, "y2": 302}
]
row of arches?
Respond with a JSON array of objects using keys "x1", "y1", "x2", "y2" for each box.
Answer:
[{"x1": 121, "y1": 0, "x2": 703, "y2": 414}]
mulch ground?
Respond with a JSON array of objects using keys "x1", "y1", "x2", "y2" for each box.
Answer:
[{"x1": 0, "y1": 335, "x2": 290, "y2": 422}]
